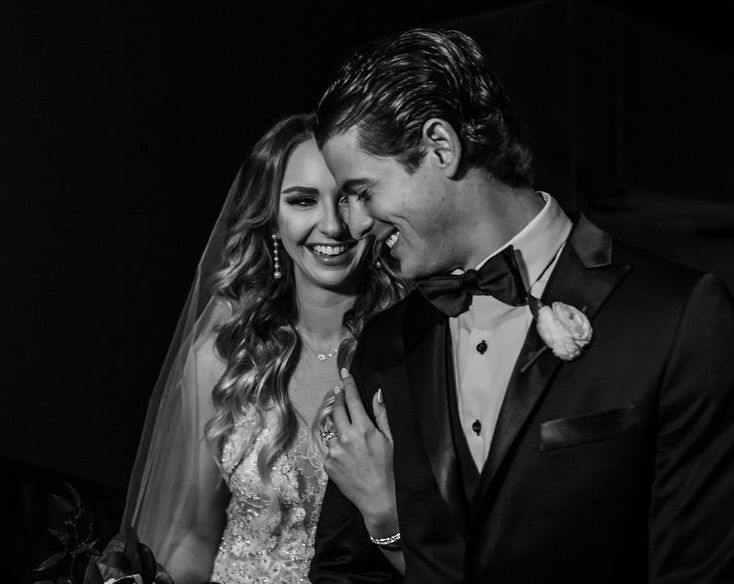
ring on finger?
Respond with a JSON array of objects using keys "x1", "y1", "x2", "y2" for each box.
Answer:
[{"x1": 321, "y1": 430, "x2": 337, "y2": 447}]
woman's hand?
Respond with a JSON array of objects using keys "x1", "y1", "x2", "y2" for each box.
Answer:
[{"x1": 323, "y1": 368, "x2": 398, "y2": 539}]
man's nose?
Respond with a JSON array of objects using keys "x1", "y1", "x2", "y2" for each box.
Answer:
[{"x1": 343, "y1": 198, "x2": 375, "y2": 240}]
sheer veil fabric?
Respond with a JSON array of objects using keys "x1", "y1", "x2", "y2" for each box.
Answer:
[{"x1": 121, "y1": 168, "x2": 243, "y2": 565}]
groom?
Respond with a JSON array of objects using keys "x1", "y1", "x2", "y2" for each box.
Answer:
[{"x1": 309, "y1": 28, "x2": 734, "y2": 583}]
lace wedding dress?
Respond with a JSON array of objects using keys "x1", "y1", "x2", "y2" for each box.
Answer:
[
  {"x1": 120, "y1": 166, "x2": 347, "y2": 583},
  {"x1": 210, "y1": 408, "x2": 328, "y2": 584}
]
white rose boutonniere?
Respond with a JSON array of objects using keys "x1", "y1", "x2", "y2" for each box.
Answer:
[{"x1": 528, "y1": 295, "x2": 593, "y2": 361}]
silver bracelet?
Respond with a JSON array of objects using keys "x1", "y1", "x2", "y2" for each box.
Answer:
[{"x1": 369, "y1": 531, "x2": 401, "y2": 547}]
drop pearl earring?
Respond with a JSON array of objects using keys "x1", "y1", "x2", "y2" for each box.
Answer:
[{"x1": 272, "y1": 234, "x2": 282, "y2": 279}]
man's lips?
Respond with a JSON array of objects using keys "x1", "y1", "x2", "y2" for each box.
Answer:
[{"x1": 385, "y1": 231, "x2": 400, "y2": 250}]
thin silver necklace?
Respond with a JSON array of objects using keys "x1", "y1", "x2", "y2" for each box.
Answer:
[{"x1": 296, "y1": 327, "x2": 345, "y2": 362}]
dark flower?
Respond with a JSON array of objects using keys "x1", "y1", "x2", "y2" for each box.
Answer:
[
  {"x1": 83, "y1": 526, "x2": 173, "y2": 584},
  {"x1": 31, "y1": 485, "x2": 173, "y2": 584}
]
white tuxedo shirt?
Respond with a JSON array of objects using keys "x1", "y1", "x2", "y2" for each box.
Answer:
[{"x1": 450, "y1": 192, "x2": 572, "y2": 468}]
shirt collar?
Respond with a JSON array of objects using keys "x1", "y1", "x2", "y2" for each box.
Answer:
[{"x1": 465, "y1": 192, "x2": 572, "y2": 292}]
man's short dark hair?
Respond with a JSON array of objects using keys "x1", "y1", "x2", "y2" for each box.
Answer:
[{"x1": 316, "y1": 28, "x2": 534, "y2": 188}]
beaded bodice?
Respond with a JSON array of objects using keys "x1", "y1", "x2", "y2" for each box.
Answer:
[{"x1": 210, "y1": 411, "x2": 327, "y2": 584}]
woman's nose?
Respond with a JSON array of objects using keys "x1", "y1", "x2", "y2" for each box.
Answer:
[{"x1": 318, "y1": 202, "x2": 348, "y2": 239}]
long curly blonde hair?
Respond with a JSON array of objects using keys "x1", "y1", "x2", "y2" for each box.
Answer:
[{"x1": 205, "y1": 112, "x2": 404, "y2": 514}]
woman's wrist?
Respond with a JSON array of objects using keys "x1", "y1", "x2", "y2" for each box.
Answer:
[
  {"x1": 363, "y1": 510, "x2": 399, "y2": 540},
  {"x1": 365, "y1": 514, "x2": 401, "y2": 552},
  {"x1": 369, "y1": 530, "x2": 401, "y2": 551}
]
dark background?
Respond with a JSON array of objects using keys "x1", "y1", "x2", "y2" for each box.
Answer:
[{"x1": 4, "y1": 0, "x2": 733, "y2": 578}]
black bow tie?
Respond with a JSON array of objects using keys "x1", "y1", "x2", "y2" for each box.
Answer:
[{"x1": 415, "y1": 246, "x2": 528, "y2": 317}]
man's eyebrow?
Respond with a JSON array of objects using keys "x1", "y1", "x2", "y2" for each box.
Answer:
[
  {"x1": 340, "y1": 178, "x2": 372, "y2": 193},
  {"x1": 281, "y1": 186, "x2": 319, "y2": 195}
]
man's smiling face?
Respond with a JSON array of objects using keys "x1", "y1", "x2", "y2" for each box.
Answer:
[{"x1": 321, "y1": 126, "x2": 463, "y2": 281}]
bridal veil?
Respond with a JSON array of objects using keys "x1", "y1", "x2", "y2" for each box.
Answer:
[{"x1": 121, "y1": 168, "x2": 243, "y2": 565}]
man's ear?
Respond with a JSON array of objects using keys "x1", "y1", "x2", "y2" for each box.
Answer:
[{"x1": 421, "y1": 118, "x2": 462, "y2": 178}]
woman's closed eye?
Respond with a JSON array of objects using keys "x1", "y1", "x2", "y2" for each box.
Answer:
[{"x1": 283, "y1": 194, "x2": 319, "y2": 208}]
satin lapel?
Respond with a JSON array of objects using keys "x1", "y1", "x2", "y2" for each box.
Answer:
[
  {"x1": 474, "y1": 214, "x2": 633, "y2": 505},
  {"x1": 404, "y1": 293, "x2": 470, "y2": 532}
]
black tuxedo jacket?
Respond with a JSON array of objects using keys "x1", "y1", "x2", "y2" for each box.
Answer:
[{"x1": 309, "y1": 215, "x2": 734, "y2": 583}]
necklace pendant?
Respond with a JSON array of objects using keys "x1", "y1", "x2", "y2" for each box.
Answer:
[{"x1": 296, "y1": 326, "x2": 343, "y2": 363}]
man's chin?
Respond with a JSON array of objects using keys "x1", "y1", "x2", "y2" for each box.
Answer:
[
  {"x1": 396, "y1": 255, "x2": 452, "y2": 281},
  {"x1": 394, "y1": 259, "x2": 427, "y2": 282}
]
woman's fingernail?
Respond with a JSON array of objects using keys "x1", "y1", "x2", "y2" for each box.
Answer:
[
  {"x1": 377, "y1": 387, "x2": 384, "y2": 403},
  {"x1": 334, "y1": 383, "x2": 343, "y2": 394},
  {"x1": 340, "y1": 367, "x2": 350, "y2": 379}
]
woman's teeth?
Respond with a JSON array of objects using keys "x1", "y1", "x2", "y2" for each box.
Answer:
[
  {"x1": 312, "y1": 244, "x2": 349, "y2": 256},
  {"x1": 386, "y1": 232, "x2": 400, "y2": 249}
]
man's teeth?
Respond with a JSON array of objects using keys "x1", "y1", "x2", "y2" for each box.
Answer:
[
  {"x1": 385, "y1": 232, "x2": 400, "y2": 249},
  {"x1": 313, "y1": 244, "x2": 348, "y2": 256}
]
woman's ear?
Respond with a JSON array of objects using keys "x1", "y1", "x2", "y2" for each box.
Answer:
[{"x1": 420, "y1": 118, "x2": 462, "y2": 178}]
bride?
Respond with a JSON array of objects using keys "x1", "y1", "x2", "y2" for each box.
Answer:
[{"x1": 122, "y1": 113, "x2": 405, "y2": 583}]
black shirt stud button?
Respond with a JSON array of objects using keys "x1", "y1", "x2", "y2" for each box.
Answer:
[
  {"x1": 472, "y1": 419, "x2": 482, "y2": 435},
  {"x1": 476, "y1": 340, "x2": 488, "y2": 354}
]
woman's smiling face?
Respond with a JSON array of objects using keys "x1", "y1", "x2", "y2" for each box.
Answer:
[{"x1": 276, "y1": 138, "x2": 368, "y2": 293}]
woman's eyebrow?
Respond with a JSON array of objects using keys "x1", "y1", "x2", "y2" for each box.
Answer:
[{"x1": 281, "y1": 186, "x2": 319, "y2": 195}]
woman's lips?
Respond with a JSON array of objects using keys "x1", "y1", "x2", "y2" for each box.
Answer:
[
  {"x1": 310, "y1": 243, "x2": 352, "y2": 256},
  {"x1": 305, "y1": 241, "x2": 359, "y2": 265}
]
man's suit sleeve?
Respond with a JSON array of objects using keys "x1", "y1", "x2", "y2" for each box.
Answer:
[
  {"x1": 650, "y1": 273, "x2": 734, "y2": 581},
  {"x1": 309, "y1": 329, "x2": 402, "y2": 583}
]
